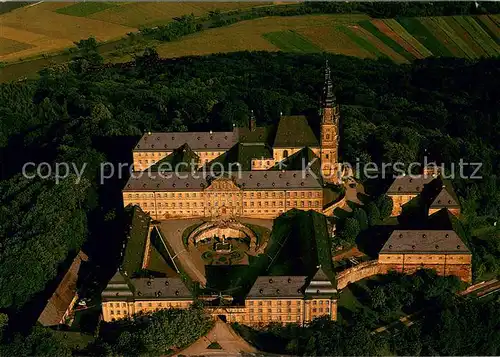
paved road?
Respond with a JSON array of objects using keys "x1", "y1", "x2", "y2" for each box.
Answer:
[{"x1": 158, "y1": 219, "x2": 207, "y2": 285}]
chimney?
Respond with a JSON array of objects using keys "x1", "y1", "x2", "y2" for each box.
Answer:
[{"x1": 249, "y1": 109, "x2": 256, "y2": 132}]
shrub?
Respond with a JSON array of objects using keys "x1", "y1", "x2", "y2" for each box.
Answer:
[
  {"x1": 340, "y1": 217, "x2": 361, "y2": 244},
  {"x1": 365, "y1": 202, "x2": 381, "y2": 226},
  {"x1": 353, "y1": 208, "x2": 369, "y2": 231},
  {"x1": 376, "y1": 194, "x2": 393, "y2": 219}
]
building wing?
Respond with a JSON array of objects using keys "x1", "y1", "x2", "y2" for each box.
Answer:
[
  {"x1": 247, "y1": 276, "x2": 307, "y2": 298},
  {"x1": 381, "y1": 229, "x2": 470, "y2": 254},
  {"x1": 135, "y1": 131, "x2": 237, "y2": 151}
]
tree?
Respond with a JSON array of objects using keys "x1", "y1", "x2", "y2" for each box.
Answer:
[
  {"x1": 365, "y1": 202, "x2": 381, "y2": 226},
  {"x1": 0, "y1": 313, "x2": 7, "y2": 340},
  {"x1": 353, "y1": 208, "x2": 369, "y2": 231},
  {"x1": 70, "y1": 37, "x2": 103, "y2": 72},
  {"x1": 376, "y1": 194, "x2": 393, "y2": 220},
  {"x1": 370, "y1": 286, "x2": 387, "y2": 309},
  {"x1": 340, "y1": 217, "x2": 361, "y2": 244},
  {"x1": 1, "y1": 326, "x2": 72, "y2": 357}
]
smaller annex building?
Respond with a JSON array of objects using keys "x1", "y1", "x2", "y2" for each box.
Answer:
[
  {"x1": 386, "y1": 166, "x2": 461, "y2": 217},
  {"x1": 378, "y1": 209, "x2": 472, "y2": 282}
]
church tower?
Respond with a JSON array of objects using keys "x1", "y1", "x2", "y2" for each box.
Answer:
[{"x1": 320, "y1": 60, "x2": 340, "y2": 181}]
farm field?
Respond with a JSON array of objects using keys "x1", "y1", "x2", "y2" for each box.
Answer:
[
  {"x1": 151, "y1": 13, "x2": 499, "y2": 63},
  {"x1": 262, "y1": 30, "x2": 322, "y2": 53},
  {"x1": 88, "y1": 2, "x2": 271, "y2": 27},
  {"x1": 0, "y1": 1, "x2": 265, "y2": 62},
  {"x1": 0, "y1": 8, "x2": 499, "y2": 82},
  {"x1": 344, "y1": 15, "x2": 500, "y2": 61},
  {"x1": 153, "y1": 14, "x2": 370, "y2": 60}
]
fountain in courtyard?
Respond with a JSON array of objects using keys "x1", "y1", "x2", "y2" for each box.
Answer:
[{"x1": 214, "y1": 235, "x2": 232, "y2": 253}]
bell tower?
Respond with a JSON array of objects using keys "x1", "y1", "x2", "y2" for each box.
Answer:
[{"x1": 320, "y1": 60, "x2": 340, "y2": 181}]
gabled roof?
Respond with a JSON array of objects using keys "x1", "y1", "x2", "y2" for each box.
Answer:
[
  {"x1": 206, "y1": 143, "x2": 273, "y2": 171},
  {"x1": 387, "y1": 175, "x2": 435, "y2": 194},
  {"x1": 270, "y1": 147, "x2": 322, "y2": 182},
  {"x1": 134, "y1": 131, "x2": 237, "y2": 151},
  {"x1": 305, "y1": 268, "x2": 337, "y2": 297},
  {"x1": 148, "y1": 143, "x2": 199, "y2": 172},
  {"x1": 38, "y1": 251, "x2": 88, "y2": 326},
  {"x1": 273, "y1": 116, "x2": 319, "y2": 148},
  {"x1": 122, "y1": 206, "x2": 151, "y2": 276},
  {"x1": 236, "y1": 126, "x2": 273, "y2": 145},
  {"x1": 102, "y1": 270, "x2": 134, "y2": 300},
  {"x1": 102, "y1": 272, "x2": 192, "y2": 300},
  {"x1": 123, "y1": 170, "x2": 322, "y2": 191},
  {"x1": 380, "y1": 229, "x2": 470, "y2": 254},
  {"x1": 247, "y1": 276, "x2": 307, "y2": 298},
  {"x1": 133, "y1": 277, "x2": 191, "y2": 299},
  {"x1": 430, "y1": 185, "x2": 460, "y2": 209}
]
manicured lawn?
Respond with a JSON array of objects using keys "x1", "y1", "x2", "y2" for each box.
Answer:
[
  {"x1": 55, "y1": 2, "x2": 117, "y2": 17},
  {"x1": 0, "y1": 37, "x2": 33, "y2": 56},
  {"x1": 262, "y1": 30, "x2": 322, "y2": 53},
  {"x1": 54, "y1": 330, "x2": 95, "y2": 351},
  {"x1": 245, "y1": 223, "x2": 271, "y2": 245}
]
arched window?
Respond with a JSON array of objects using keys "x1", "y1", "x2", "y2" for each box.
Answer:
[{"x1": 283, "y1": 150, "x2": 289, "y2": 159}]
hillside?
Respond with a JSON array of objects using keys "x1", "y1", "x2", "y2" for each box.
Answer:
[
  {"x1": 0, "y1": 1, "x2": 269, "y2": 61},
  {"x1": 0, "y1": 10, "x2": 499, "y2": 83},
  {"x1": 149, "y1": 14, "x2": 500, "y2": 64}
]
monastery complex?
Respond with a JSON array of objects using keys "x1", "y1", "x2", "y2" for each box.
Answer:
[{"x1": 102, "y1": 63, "x2": 472, "y2": 325}]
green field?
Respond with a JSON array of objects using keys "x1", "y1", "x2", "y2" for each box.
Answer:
[
  {"x1": 262, "y1": 30, "x2": 322, "y2": 53},
  {"x1": 55, "y1": 2, "x2": 117, "y2": 17}
]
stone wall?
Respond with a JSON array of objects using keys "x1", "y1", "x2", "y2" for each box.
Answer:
[
  {"x1": 187, "y1": 221, "x2": 258, "y2": 250},
  {"x1": 336, "y1": 260, "x2": 385, "y2": 290},
  {"x1": 323, "y1": 194, "x2": 347, "y2": 216}
]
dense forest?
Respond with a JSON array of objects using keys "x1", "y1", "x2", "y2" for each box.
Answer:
[{"x1": 0, "y1": 40, "x2": 500, "y2": 353}]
